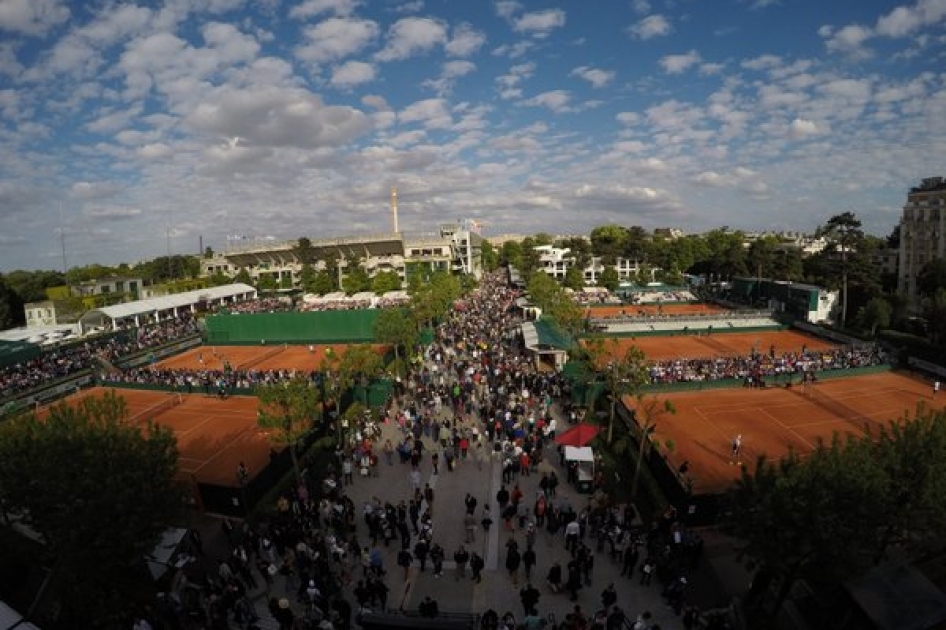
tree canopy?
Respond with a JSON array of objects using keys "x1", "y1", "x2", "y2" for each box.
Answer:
[
  {"x1": 256, "y1": 375, "x2": 321, "y2": 482},
  {"x1": 728, "y1": 407, "x2": 946, "y2": 622},
  {"x1": 0, "y1": 391, "x2": 182, "y2": 623}
]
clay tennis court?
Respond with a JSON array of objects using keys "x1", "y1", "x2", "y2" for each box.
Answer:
[
  {"x1": 41, "y1": 387, "x2": 276, "y2": 488},
  {"x1": 582, "y1": 329, "x2": 838, "y2": 363},
  {"x1": 584, "y1": 303, "x2": 728, "y2": 318},
  {"x1": 155, "y1": 343, "x2": 389, "y2": 372},
  {"x1": 625, "y1": 371, "x2": 942, "y2": 495}
]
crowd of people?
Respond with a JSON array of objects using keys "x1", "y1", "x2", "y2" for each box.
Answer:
[
  {"x1": 647, "y1": 344, "x2": 886, "y2": 386},
  {"x1": 0, "y1": 313, "x2": 200, "y2": 400},
  {"x1": 299, "y1": 295, "x2": 410, "y2": 312},
  {"x1": 219, "y1": 298, "x2": 293, "y2": 314}
]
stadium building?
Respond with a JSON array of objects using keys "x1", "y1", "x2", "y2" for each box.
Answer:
[{"x1": 201, "y1": 221, "x2": 483, "y2": 288}]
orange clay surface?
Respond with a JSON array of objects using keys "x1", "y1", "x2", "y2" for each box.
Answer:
[
  {"x1": 584, "y1": 303, "x2": 728, "y2": 318},
  {"x1": 582, "y1": 330, "x2": 838, "y2": 364},
  {"x1": 41, "y1": 387, "x2": 273, "y2": 488},
  {"x1": 624, "y1": 371, "x2": 943, "y2": 495},
  {"x1": 155, "y1": 343, "x2": 389, "y2": 372}
]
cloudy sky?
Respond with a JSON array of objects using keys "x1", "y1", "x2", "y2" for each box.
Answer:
[{"x1": 0, "y1": 0, "x2": 944, "y2": 271}]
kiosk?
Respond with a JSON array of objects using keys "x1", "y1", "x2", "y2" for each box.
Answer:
[{"x1": 564, "y1": 445, "x2": 595, "y2": 494}]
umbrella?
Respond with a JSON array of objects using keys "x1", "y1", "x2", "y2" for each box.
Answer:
[{"x1": 554, "y1": 422, "x2": 601, "y2": 447}]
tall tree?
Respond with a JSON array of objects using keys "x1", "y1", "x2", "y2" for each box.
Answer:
[
  {"x1": 589, "y1": 225, "x2": 630, "y2": 264},
  {"x1": 563, "y1": 266, "x2": 585, "y2": 291},
  {"x1": 480, "y1": 240, "x2": 500, "y2": 272},
  {"x1": 728, "y1": 437, "x2": 885, "y2": 622},
  {"x1": 857, "y1": 297, "x2": 892, "y2": 337},
  {"x1": 0, "y1": 274, "x2": 25, "y2": 328},
  {"x1": 373, "y1": 308, "x2": 418, "y2": 378},
  {"x1": 295, "y1": 237, "x2": 317, "y2": 265},
  {"x1": 584, "y1": 339, "x2": 650, "y2": 444},
  {"x1": 917, "y1": 257, "x2": 946, "y2": 298},
  {"x1": 299, "y1": 263, "x2": 318, "y2": 293},
  {"x1": 0, "y1": 391, "x2": 181, "y2": 624},
  {"x1": 818, "y1": 212, "x2": 865, "y2": 327},
  {"x1": 371, "y1": 270, "x2": 403, "y2": 294},
  {"x1": 256, "y1": 375, "x2": 321, "y2": 483},
  {"x1": 597, "y1": 267, "x2": 620, "y2": 292}
]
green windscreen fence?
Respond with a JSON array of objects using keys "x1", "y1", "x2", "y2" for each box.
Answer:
[
  {"x1": 205, "y1": 310, "x2": 382, "y2": 344},
  {"x1": 0, "y1": 339, "x2": 41, "y2": 368}
]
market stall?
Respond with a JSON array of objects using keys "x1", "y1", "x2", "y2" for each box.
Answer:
[{"x1": 564, "y1": 445, "x2": 595, "y2": 494}]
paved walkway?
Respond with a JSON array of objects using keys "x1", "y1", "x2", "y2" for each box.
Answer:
[{"x1": 221, "y1": 401, "x2": 682, "y2": 629}]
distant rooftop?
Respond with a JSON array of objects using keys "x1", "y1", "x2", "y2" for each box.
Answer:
[{"x1": 910, "y1": 176, "x2": 946, "y2": 194}]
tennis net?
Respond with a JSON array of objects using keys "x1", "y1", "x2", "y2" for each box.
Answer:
[
  {"x1": 802, "y1": 386, "x2": 874, "y2": 434},
  {"x1": 127, "y1": 393, "x2": 183, "y2": 425},
  {"x1": 238, "y1": 343, "x2": 288, "y2": 371}
]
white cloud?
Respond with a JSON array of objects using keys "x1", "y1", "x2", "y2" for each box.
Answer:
[
  {"x1": 741, "y1": 54, "x2": 781, "y2": 71},
  {"x1": 445, "y1": 23, "x2": 486, "y2": 57},
  {"x1": 495, "y1": 1, "x2": 521, "y2": 20},
  {"x1": 186, "y1": 86, "x2": 373, "y2": 148},
  {"x1": 361, "y1": 94, "x2": 391, "y2": 110},
  {"x1": 570, "y1": 66, "x2": 615, "y2": 88},
  {"x1": 788, "y1": 118, "x2": 827, "y2": 139},
  {"x1": 0, "y1": 0, "x2": 69, "y2": 36},
  {"x1": 289, "y1": 0, "x2": 361, "y2": 19},
  {"x1": 824, "y1": 23, "x2": 872, "y2": 57},
  {"x1": 375, "y1": 17, "x2": 448, "y2": 62},
  {"x1": 513, "y1": 9, "x2": 566, "y2": 37},
  {"x1": 399, "y1": 98, "x2": 453, "y2": 129},
  {"x1": 616, "y1": 112, "x2": 640, "y2": 125},
  {"x1": 523, "y1": 90, "x2": 571, "y2": 113},
  {"x1": 330, "y1": 60, "x2": 376, "y2": 87},
  {"x1": 295, "y1": 17, "x2": 379, "y2": 65},
  {"x1": 84, "y1": 205, "x2": 142, "y2": 219},
  {"x1": 137, "y1": 143, "x2": 173, "y2": 160},
  {"x1": 70, "y1": 181, "x2": 121, "y2": 201},
  {"x1": 628, "y1": 14, "x2": 671, "y2": 40},
  {"x1": 631, "y1": 0, "x2": 651, "y2": 14},
  {"x1": 659, "y1": 50, "x2": 701, "y2": 74}
]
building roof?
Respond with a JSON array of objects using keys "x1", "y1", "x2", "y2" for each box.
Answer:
[
  {"x1": 80, "y1": 283, "x2": 256, "y2": 326},
  {"x1": 845, "y1": 559, "x2": 946, "y2": 630},
  {"x1": 521, "y1": 319, "x2": 573, "y2": 353}
]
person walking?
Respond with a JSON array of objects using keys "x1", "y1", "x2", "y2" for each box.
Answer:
[
  {"x1": 464, "y1": 512, "x2": 478, "y2": 543},
  {"x1": 519, "y1": 583, "x2": 540, "y2": 617},
  {"x1": 470, "y1": 551, "x2": 485, "y2": 583},
  {"x1": 430, "y1": 543, "x2": 445, "y2": 578},
  {"x1": 505, "y1": 539, "x2": 521, "y2": 586},
  {"x1": 454, "y1": 544, "x2": 469, "y2": 581},
  {"x1": 522, "y1": 545, "x2": 536, "y2": 581}
]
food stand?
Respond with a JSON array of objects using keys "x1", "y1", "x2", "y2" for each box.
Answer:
[{"x1": 564, "y1": 445, "x2": 595, "y2": 494}]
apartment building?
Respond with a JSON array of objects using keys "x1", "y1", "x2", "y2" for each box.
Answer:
[{"x1": 897, "y1": 176, "x2": 946, "y2": 309}]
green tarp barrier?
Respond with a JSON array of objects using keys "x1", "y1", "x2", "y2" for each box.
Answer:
[
  {"x1": 205, "y1": 310, "x2": 381, "y2": 344},
  {"x1": 0, "y1": 339, "x2": 41, "y2": 368}
]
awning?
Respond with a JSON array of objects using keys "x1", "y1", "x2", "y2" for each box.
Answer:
[
  {"x1": 556, "y1": 423, "x2": 601, "y2": 447},
  {"x1": 564, "y1": 445, "x2": 594, "y2": 462}
]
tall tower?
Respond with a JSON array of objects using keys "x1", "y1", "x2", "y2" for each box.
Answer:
[{"x1": 390, "y1": 187, "x2": 399, "y2": 234}]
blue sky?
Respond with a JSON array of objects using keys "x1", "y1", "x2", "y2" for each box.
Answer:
[{"x1": 0, "y1": 0, "x2": 944, "y2": 271}]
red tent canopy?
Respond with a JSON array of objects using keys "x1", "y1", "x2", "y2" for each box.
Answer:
[{"x1": 554, "y1": 422, "x2": 601, "y2": 447}]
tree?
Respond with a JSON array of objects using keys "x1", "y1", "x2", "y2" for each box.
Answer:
[
  {"x1": 917, "y1": 257, "x2": 946, "y2": 298},
  {"x1": 203, "y1": 246, "x2": 214, "y2": 259},
  {"x1": 628, "y1": 394, "x2": 676, "y2": 500},
  {"x1": 342, "y1": 259, "x2": 371, "y2": 295},
  {"x1": 321, "y1": 346, "x2": 383, "y2": 445},
  {"x1": 597, "y1": 267, "x2": 620, "y2": 292},
  {"x1": 584, "y1": 339, "x2": 650, "y2": 444},
  {"x1": 923, "y1": 288, "x2": 946, "y2": 346},
  {"x1": 234, "y1": 268, "x2": 252, "y2": 285},
  {"x1": 410, "y1": 271, "x2": 461, "y2": 329},
  {"x1": 371, "y1": 270, "x2": 403, "y2": 294},
  {"x1": 299, "y1": 263, "x2": 318, "y2": 293},
  {"x1": 311, "y1": 270, "x2": 336, "y2": 295},
  {"x1": 818, "y1": 212, "x2": 865, "y2": 327},
  {"x1": 0, "y1": 274, "x2": 25, "y2": 328},
  {"x1": 257, "y1": 273, "x2": 278, "y2": 294},
  {"x1": 857, "y1": 297, "x2": 892, "y2": 337},
  {"x1": 295, "y1": 237, "x2": 316, "y2": 266},
  {"x1": 0, "y1": 391, "x2": 181, "y2": 623},
  {"x1": 869, "y1": 407, "x2": 946, "y2": 564},
  {"x1": 728, "y1": 437, "x2": 885, "y2": 622},
  {"x1": 563, "y1": 266, "x2": 585, "y2": 291},
  {"x1": 480, "y1": 240, "x2": 500, "y2": 272},
  {"x1": 373, "y1": 308, "x2": 418, "y2": 378},
  {"x1": 207, "y1": 270, "x2": 231, "y2": 287},
  {"x1": 746, "y1": 236, "x2": 778, "y2": 281},
  {"x1": 256, "y1": 375, "x2": 321, "y2": 483},
  {"x1": 589, "y1": 225, "x2": 629, "y2": 264}
]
